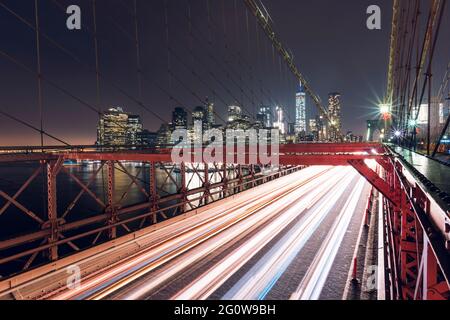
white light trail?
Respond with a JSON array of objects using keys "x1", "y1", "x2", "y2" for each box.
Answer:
[
  {"x1": 222, "y1": 168, "x2": 358, "y2": 300},
  {"x1": 290, "y1": 177, "x2": 366, "y2": 300}
]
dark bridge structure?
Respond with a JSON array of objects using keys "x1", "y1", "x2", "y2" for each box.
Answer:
[{"x1": 0, "y1": 143, "x2": 449, "y2": 300}]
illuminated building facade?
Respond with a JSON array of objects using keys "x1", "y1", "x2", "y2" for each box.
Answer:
[
  {"x1": 97, "y1": 107, "x2": 143, "y2": 146},
  {"x1": 295, "y1": 83, "x2": 307, "y2": 135},
  {"x1": 172, "y1": 107, "x2": 188, "y2": 129},
  {"x1": 273, "y1": 106, "x2": 286, "y2": 135},
  {"x1": 328, "y1": 93, "x2": 342, "y2": 141},
  {"x1": 227, "y1": 105, "x2": 251, "y2": 130},
  {"x1": 257, "y1": 106, "x2": 273, "y2": 129},
  {"x1": 206, "y1": 101, "x2": 215, "y2": 127}
]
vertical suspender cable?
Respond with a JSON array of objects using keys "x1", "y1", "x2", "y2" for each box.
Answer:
[
  {"x1": 234, "y1": 0, "x2": 243, "y2": 106},
  {"x1": 133, "y1": 0, "x2": 143, "y2": 104},
  {"x1": 34, "y1": 0, "x2": 44, "y2": 147},
  {"x1": 206, "y1": 0, "x2": 215, "y2": 103},
  {"x1": 92, "y1": 0, "x2": 102, "y2": 113},
  {"x1": 188, "y1": 0, "x2": 194, "y2": 65},
  {"x1": 34, "y1": 0, "x2": 47, "y2": 232},
  {"x1": 255, "y1": 15, "x2": 265, "y2": 107},
  {"x1": 164, "y1": 0, "x2": 172, "y2": 108},
  {"x1": 244, "y1": 5, "x2": 255, "y2": 116}
]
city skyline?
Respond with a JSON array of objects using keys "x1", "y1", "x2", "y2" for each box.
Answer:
[{"x1": 96, "y1": 96, "x2": 364, "y2": 148}]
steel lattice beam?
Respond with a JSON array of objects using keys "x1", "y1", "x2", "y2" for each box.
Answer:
[
  {"x1": 382, "y1": 158, "x2": 450, "y2": 300},
  {"x1": 348, "y1": 159, "x2": 397, "y2": 206},
  {"x1": 243, "y1": 0, "x2": 339, "y2": 136},
  {"x1": 386, "y1": 0, "x2": 400, "y2": 106}
]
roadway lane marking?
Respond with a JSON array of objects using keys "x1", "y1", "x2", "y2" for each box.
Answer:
[{"x1": 290, "y1": 177, "x2": 366, "y2": 300}]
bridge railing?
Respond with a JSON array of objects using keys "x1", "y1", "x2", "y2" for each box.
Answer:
[
  {"x1": 0, "y1": 151, "x2": 301, "y2": 278},
  {"x1": 380, "y1": 153, "x2": 450, "y2": 300}
]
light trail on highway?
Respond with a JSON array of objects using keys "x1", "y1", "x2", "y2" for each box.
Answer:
[
  {"x1": 222, "y1": 174, "x2": 366, "y2": 300},
  {"x1": 290, "y1": 177, "x2": 366, "y2": 300},
  {"x1": 43, "y1": 166, "x2": 370, "y2": 301},
  {"x1": 172, "y1": 168, "x2": 358, "y2": 300}
]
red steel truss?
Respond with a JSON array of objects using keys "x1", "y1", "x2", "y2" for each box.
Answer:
[
  {"x1": 0, "y1": 142, "x2": 448, "y2": 299},
  {"x1": 0, "y1": 151, "x2": 302, "y2": 273},
  {"x1": 380, "y1": 158, "x2": 450, "y2": 300}
]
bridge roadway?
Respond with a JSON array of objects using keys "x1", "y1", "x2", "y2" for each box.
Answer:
[{"x1": 0, "y1": 166, "x2": 371, "y2": 300}]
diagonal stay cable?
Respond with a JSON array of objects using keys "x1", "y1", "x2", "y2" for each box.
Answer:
[
  {"x1": 0, "y1": 108, "x2": 71, "y2": 146},
  {"x1": 52, "y1": 0, "x2": 227, "y2": 124},
  {"x1": 0, "y1": 0, "x2": 167, "y2": 125}
]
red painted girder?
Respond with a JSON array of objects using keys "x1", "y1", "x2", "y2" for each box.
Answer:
[
  {"x1": 0, "y1": 154, "x2": 58, "y2": 163},
  {"x1": 64, "y1": 152, "x2": 172, "y2": 162},
  {"x1": 279, "y1": 155, "x2": 383, "y2": 166},
  {"x1": 0, "y1": 143, "x2": 385, "y2": 164},
  {"x1": 280, "y1": 143, "x2": 385, "y2": 154},
  {"x1": 62, "y1": 152, "x2": 382, "y2": 166},
  {"x1": 349, "y1": 159, "x2": 398, "y2": 206},
  {"x1": 163, "y1": 143, "x2": 385, "y2": 155}
]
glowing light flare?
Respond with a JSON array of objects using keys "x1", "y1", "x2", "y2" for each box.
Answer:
[
  {"x1": 379, "y1": 103, "x2": 391, "y2": 115},
  {"x1": 408, "y1": 119, "x2": 417, "y2": 127}
]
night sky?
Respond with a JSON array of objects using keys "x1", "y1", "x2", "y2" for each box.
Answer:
[{"x1": 0, "y1": 0, "x2": 449, "y2": 146}]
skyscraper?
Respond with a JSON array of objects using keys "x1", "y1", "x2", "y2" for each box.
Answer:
[
  {"x1": 309, "y1": 119, "x2": 318, "y2": 141},
  {"x1": 192, "y1": 106, "x2": 209, "y2": 131},
  {"x1": 227, "y1": 105, "x2": 242, "y2": 123},
  {"x1": 227, "y1": 105, "x2": 251, "y2": 130},
  {"x1": 328, "y1": 93, "x2": 342, "y2": 141},
  {"x1": 257, "y1": 106, "x2": 273, "y2": 129},
  {"x1": 295, "y1": 83, "x2": 307, "y2": 135},
  {"x1": 172, "y1": 107, "x2": 188, "y2": 129},
  {"x1": 206, "y1": 100, "x2": 215, "y2": 127},
  {"x1": 317, "y1": 114, "x2": 327, "y2": 141},
  {"x1": 156, "y1": 123, "x2": 172, "y2": 146},
  {"x1": 97, "y1": 107, "x2": 143, "y2": 146},
  {"x1": 127, "y1": 115, "x2": 144, "y2": 146},
  {"x1": 139, "y1": 130, "x2": 158, "y2": 147},
  {"x1": 273, "y1": 106, "x2": 286, "y2": 135}
]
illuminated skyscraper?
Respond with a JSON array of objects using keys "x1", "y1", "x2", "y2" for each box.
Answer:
[
  {"x1": 273, "y1": 106, "x2": 286, "y2": 135},
  {"x1": 172, "y1": 107, "x2": 188, "y2": 129},
  {"x1": 156, "y1": 123, "x2": 172, "y2": 146},
  {"x1": 328, "y1": 93, "x2": 342, "y2": 141},
  {"x1": 317, "y1": 114, "x2": 327, "y2": 141},
  {"x1": 309, "y1": 119, "x2": 318, "y2": 141},
  {"x1": 206, "y1": 100, "x2": 215, "y2": 127},
  {"x1": 227, "y1": 105, "x2": 242, "y2": 123},
  {"x1": 295, "y1": 83, "x2": 307, "y2": 135},
  {"x1": 97, "y1": 107, "x2": 143, "y2": 146},
  {"x1": 127, "y1": 115, "x2": 143, "y2": 145},
  {"x1": 257, "y1": 106, "x2": 273, "y2": 129},
  {"x1": 192, "y1": 106, "x2": 210, "y2": 131},
  {"x1": 227, "y1": 105, "x2": 251, "y2": 130}
]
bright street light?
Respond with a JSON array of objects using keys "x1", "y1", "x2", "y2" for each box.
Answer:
[{"x1": 379, "y1": 104, "x2": 391, "y2": 115}]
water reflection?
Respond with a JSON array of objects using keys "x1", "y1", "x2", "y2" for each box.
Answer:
[{"x1": 0, "y1": 162, "x2": 243, "y2": 238}]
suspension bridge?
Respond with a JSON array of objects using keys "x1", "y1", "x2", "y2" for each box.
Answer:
[{"x1": 0, "y1": 0, "x2": 449, "y2": 300}]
